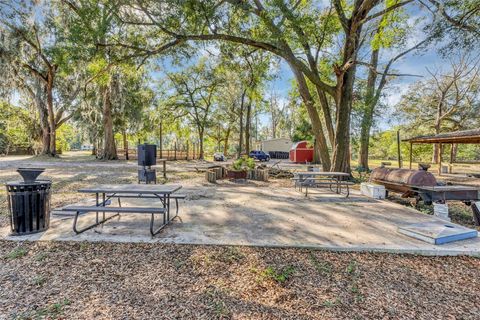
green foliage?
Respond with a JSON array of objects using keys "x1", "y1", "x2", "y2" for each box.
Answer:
[
  {"x1": 33, "y1": 275, "x2": 46, "y2": 286},
  {"x1": 56, "y1": 123, "x2": 82, "y2": 152},
  {"x1": 369, "y1": 128, "x2": 431, "y2": 162},
  {"x1": 232, "y1": 156, "x2": 255, "y2": 171},
  {"x1": 261, "y1": 266, "x2": 295, "y2": 283},
  {"x1": 309, "y1": 253, "x2": 332, "y2": 275},
  {"x1": 371, "y1": 0, "x2": 408, "y2": 50},
  {"x1": 5, "y1": 247, "x2": 28, "y2": 260},
  {"x1": 292, "y1": 118, "x2": 313, "y2": 143},
  {"x1": 15, "y1": 298, "x2": 71, "y2": 320},
  {"x1": 0, "y1": 102, "x2": 35, "y2": 154}
]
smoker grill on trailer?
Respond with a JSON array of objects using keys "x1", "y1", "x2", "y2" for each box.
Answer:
[{"x1": 370, "y1": 165, "x2": 480, "y2": 226}]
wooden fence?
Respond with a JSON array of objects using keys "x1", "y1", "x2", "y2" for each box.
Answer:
[{"x1": 116, "y1": 148, "x2": 201, "y2": 161}]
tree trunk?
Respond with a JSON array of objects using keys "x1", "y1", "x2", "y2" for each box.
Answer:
[
  {"x1": 451, "y1": 143, "x2": 457, "y2": 162},
  {"x1": 358, "y1": 49, "x2": 379, "y2": 170},
  {"x1": 40, "y1": 126, "x2": 51, "y2": 155},
  {"x1": 101, "y1": 84, "x2": 117, "y2": 160},
  {"x1": 238, "y1": 90, "x2": 246, "y2": 158},
  {"x1": 245, "y1": 101, "x2": 252, "y2": 154},
  {"x1": 224, "y1": 126, "x2": 231, "y2": 156},
  {"x1": 198, "y1": 128, "x2": 205, "y2": 160},
  {"x1": 92, "y1": 142, "x2": 97, "y2": 156},
  {"x1": 316, "y1": 88, "x2": 335, "y2": 146},
  {"x1": 290, "y1": 64, "x2": 331, "y2": 170},
  {"x1": 123, "y1": 130, "x2": 129, "y2": 160},
  {"x1": 216, "y1": 125, "x2": 222, "y2": 151},
  {"x1": 331, "y1": 19, "x2": 365, "y2": 174},
  {"x1": 34, "y1": 79, "x2": 52, "y2": 156},
  {"x1": 46, "y1": 71, "x2": 56, "y2": 156}
]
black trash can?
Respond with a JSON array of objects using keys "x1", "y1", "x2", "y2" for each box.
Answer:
[{"x1": 6, "y1": 180, "x2": 52, "y2": 235}]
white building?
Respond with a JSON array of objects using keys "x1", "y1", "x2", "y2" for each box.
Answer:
[{"x1": 261, "y1": 138, "x2": 293, "y2": 153}]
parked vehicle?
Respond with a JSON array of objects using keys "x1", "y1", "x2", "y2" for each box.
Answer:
[
  {"x1": 249, "y1": 150, "x2": 270, "y2": 162},
  {"x1": 213, "y1": 152, "x2": 226, "y2": 161}
]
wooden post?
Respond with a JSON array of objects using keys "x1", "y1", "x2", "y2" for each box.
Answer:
[
  {"x1": 206, "y1": 170, "x2": 216, "y2": 183},
  {"x1": 438, "y1": 143, "x2": 443, "y2": 175},
  {"x1": 174, "y1": 141, "x2": 177, "y2": 160},
  {"x1": 159, "y1": 121, "x2": 163, "y2": 159},
  {"x1": 123, "y1": 130, "x2": 129, "y2": 161},
  {"x1": 409, "y1": 142, "x2": 413, "y2": 169},
  {"x1": 397, "y1": 130, "x2": 402, "y2": 168},
  {"x1": 163, "y1": 160, "x2": 166, "y2": 179},
  {"x1": 449, "y1": 143, "x2": 454, "y2": 174},
  {"x1": 193, "y1": 143, "x2": 196, "y2": 160},
  {"x1": 186, "y1": 141, "x2": 189, "y2": 160}
]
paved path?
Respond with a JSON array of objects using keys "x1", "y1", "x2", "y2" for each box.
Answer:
[{"x1": 2, "y1": 186, "x2": 479, "y2": 256}]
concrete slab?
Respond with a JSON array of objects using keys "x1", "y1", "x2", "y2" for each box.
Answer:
[
  {"x1": 398, "y1": 221, "x2": 478, "y2": 244},
  {"x1": 1, "y1": 186, "x2": 479, "y2": 256}
]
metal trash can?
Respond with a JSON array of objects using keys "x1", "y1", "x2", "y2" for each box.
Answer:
[{"x1": 6, "y1": 180, "x2": 52, "y2": 235}]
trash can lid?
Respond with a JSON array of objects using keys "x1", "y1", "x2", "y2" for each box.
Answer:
[{"x1": 6, "y1": 180, "x2": 52, "y2": 187}]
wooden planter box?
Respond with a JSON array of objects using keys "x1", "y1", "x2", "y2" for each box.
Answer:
[
  {"x1": 227, "y1": 169, "x2": 247, "y2": 180},
  {"x1": 247, "y1": 168, "x2": 269, "y2": 181}
]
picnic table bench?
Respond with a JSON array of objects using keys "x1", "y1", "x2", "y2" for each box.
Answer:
[
  {"x1": 292, "y1": 172, "x2": 353, "y2": 197},
  {"x1": 62, "y1": 184, "x2": 183, "y2": 236}
]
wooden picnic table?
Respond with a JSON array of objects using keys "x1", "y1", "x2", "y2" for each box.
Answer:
[
  {"x1": 64, "y1": 184, "x2": 182, "y2": 236},
  {"x1": 293, "y1": 172, "x2": 352, "y2": 197}
]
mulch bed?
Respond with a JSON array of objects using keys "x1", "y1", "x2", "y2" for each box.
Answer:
[{"x1": 1, "y1": 241, "x2": 479, "y2": 319}]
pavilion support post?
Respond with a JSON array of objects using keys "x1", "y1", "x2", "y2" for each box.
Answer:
[
  {"x1": 409, "y1": 142, "x2": 413, "y2": 170},
  {"x1": 438, "y1": 143, "x2": 443, "y2": 176},
  {"x1": 449, "y1": 143, "x2": 454, "y2": 174}
]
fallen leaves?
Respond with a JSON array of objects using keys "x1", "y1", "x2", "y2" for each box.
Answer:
[{"x1": 0, "y1": 241, "x2": 479, "y2": 319}]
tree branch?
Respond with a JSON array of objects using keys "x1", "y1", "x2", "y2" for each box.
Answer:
[{"x1": 363, "y1": 0, "x2": 414, "y2": 23}]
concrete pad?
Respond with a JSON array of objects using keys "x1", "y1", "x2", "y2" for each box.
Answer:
[
  {"x1": 398, "y1": 221, "x2": 478, "y2": 245},
  {"x1": 1, "y1": 186, "x2": 480, "y2": 256}
]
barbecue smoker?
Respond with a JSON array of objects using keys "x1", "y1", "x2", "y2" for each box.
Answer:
[{"x1": 370, "y1": 164, "x2": 480, "y2": 226}]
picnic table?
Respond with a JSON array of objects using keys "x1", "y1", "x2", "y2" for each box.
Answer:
[
  {"x1": 292, "y1": 171, "x2": 352, "y2": 197},
  {"x1": 63, "y1": 184, "x2": 183, "y2": 236}
]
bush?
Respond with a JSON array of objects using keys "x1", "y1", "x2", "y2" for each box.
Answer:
[{"x1": 232, "y1": 156, "x2": 255, "y2": 171}]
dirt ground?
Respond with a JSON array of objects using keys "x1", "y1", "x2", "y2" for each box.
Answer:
[
  {"x1": 1, "y1": 152, "x2": 480, "y2": 319},
  {"x1": 1, "y1": 241, "x2": 479, "y2": 320}
]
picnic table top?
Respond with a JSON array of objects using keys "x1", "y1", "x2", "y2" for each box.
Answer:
[
  {"x1": 78, "y1": 184, "x2": 182, "y2": 194},
  {"x1": 295, "y1": 171, "x2": 350, "y2": 177}
]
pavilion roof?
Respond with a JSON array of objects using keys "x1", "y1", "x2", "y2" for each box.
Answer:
[{"x1": 403, "y1": 129, "x2": 480, "y2": 144}]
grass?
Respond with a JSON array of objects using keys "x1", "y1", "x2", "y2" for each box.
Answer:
[
  {"x1": 346, "y1": 260, "x2": 357, "y2": 274},
  {"x1": 14, "y1": 298, "x2": 71, "y2": 320},
  {"x1": 33, "y1": 275, "x2": 46, "y2": 286},
  {"x1": 309, "y1": 252, "x2": 332, "y2": 275},
  {"x1": 215, "y1": 246, "x2": 245, "y2": 264},
  {"x1": 260, "y1": 265, "x2": 295, "y2": 283},
  {"x1": 34, "y1": 252, "x2": 48, "y2": 262},
  {"x1": 345, "y1": 259, "x2": 364, "y2": 303},
  {"x1": 204, "y1": 286, "x2": 230, "y2": 318},
  {"x1": 322, "y1": 299, "x2": 340, "y2": 308},
  {"x1": 5, "y1": 247, "x2": 27, "y2": 260}
]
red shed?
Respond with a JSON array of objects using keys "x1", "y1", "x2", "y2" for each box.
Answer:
[{"x1": 289, "y1": 141, "x2": 314, "y2": 163}]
